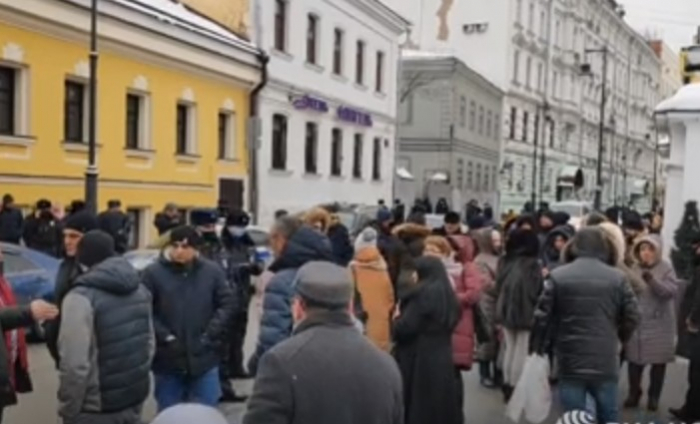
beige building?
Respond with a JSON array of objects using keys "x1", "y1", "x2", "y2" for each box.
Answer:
[
  {"x1": 181, "y1": 0, "x2": 250, "y2": 36},
  {"x1": 649, "y1": 40, "x2": 682, "y2": 101}
]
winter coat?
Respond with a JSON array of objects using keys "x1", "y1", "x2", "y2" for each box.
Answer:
[
  {"x1": 0, "y1": 207, "x2": 23, "y2": 244},
  {"x1": 45, "y1": 257, "x2": 81, "y2": 367},
  {"x1": 625, "y1": 235, "x2": 679, "y2": 365},
  {"x1": 328, "y1": 223, "x2": 354, "y2": 267},
  {"x1": 58, "y1": 257, "x2": 153, "y2": 421},
  {"x1": 22, "y1": 213, "x2": 61, "y2": 257},
  {"x1": 598, "y1": 222, "x2": 646, "y2": 296},
  {"x1": 97, "y1": 210, "x2": 131, "y2": 254},
  {"x1": 142, "y1": 254, "x2": 235, "y2": 377},
  {"x1": 0, "y1": 306, "x2": 34, "y2": 410},
  {"x1": 448, "y1": 235, "x2": 482, "y2": 369},
  {"x1": 350, "y1": 247, "x2": 394, "y2": 352},
  {"x1": 153, "y1": 213, "x2": 181, "y2": 236},
  {"x1": 473, "y1": 228, "x2": 500, "y2": 361},
  {"x1": 531, "y1": 228, "x2": 640, "y2": 381},
  {"x1": 248, "y1": 226, "x2": 334, "y2": 375},
  {"x1": 243, "y1": 311, "x2": 403, "y2": 424},
  {"x1": 541, "y1": 225, "x2": 575, "y2": 271},
  {"x1": 495, "y1": 229, "x2": 543, "y2": 330},
  {"x1": 393, "y1": 257, "x2": 461, "y2": 424}
]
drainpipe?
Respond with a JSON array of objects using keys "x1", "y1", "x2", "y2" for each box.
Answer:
[{"x1": 248, "y1": 52, "x2": 269, "y2": 225}]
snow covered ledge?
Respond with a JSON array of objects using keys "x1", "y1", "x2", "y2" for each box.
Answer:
[{"x1": 655, "y1": 83, "x2": 700, "y2": 259}]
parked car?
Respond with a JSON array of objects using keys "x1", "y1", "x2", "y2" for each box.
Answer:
[
  {"x1": 550, "y1": 201, "x2": 592, "y2": 229},
  {"x1": 336, "y1": 204, "x2": 381, "y2": 238},
  {"x1": 1, "y1": 242, "x2": 60, "y2": 340}
]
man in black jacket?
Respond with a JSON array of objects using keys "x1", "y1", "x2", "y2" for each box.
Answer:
[
  {"x1": 97, "y1": 199, "x2": 131, "y2": 254},
  {"x1": 433, "y1": 211, "x2": 463, "y2": 237},
  {"x1": 0, "y1": 194, "x2": 23, "y2": 245},
  {"x1": 530, "y1": 227, "x2": 639, "y2": 424},
  {"x1": 23, "y1": 199, "x2": 61, "y2": 257},
  {"x1": 154, "y1": 203, "x2": 182, "y2": 236},
  {"x1": 143, "y1": 226, "x2": 235, "y2": 412},
  {"x1": 58, "y1": 231, "x2": 152, "y2": 424},
  {"x1": 244, "y1": 261, "x2": 403, "y2": 424}
]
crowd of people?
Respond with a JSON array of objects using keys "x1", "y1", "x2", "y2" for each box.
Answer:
[{"x1": 0, "y1": 192, "x2": 699, "y2": 424}]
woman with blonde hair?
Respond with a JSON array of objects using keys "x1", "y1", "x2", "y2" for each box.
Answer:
[
  {"x1": 302, "y1": 207, "x2": 331, "y2": 234},
  {"x1": 351, "y1": 227, "x2": 395, "y2": 351}
]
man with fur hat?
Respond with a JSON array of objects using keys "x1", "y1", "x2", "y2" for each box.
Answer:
[
  {"x1": 143, "y1": 225, "x2": 235, "y2": 411},
  {"x1": 23, "y1": 199, "x2": 61, "y2": 257},
  {"x1": 58, "y1": 230, "x2": 152, "y2": 424},
  {"x1": 45, "y1": 210, "x2": 99, "y2": 366},
  {"x1": 244, "y1": 261, "x2": 403, "y2": 424},
  {"x1": 220, "y1": 209, "x2": 263, "y2": 386}
]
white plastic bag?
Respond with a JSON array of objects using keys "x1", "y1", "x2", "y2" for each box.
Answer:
[{"x1": 505, "y1": 354, "x2": 552, "y2": 423}]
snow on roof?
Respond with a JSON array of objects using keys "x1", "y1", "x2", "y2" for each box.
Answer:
[
  {"x1": 111, "y1": 0, "x2": 256, "y2": 51},
  {"x1": 655, "y1": 83, "x2": 700, "y2": 114},
  {"x1": 401, "y1": 49, "x2": 455, "y2": 60}
]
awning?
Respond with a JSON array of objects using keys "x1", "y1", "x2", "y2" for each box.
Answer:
[
  {"x1": 428, "y1": 172, "x2": 449, "y2": 182},
  {"x1": 628, "y1": 179, "x2": 649, "y2": 196},
  {"x1": 396, "y1": 167, "x2": 414, "y2": 180},
  {"x1": 557, "y1": 166, "x2": 584, "y2": 188}
]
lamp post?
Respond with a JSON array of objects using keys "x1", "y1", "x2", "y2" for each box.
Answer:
[
  {"x1": 651, "y1": 127, "x2": 660, "y2": 212},
  {"x1": 85, "y1": 0, "x2": 99, "y2": 214},
  {"x1": 581, "y1": 45, "x2": 608, "y2": 211}
]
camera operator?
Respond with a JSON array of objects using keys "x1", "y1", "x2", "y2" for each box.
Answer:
[{"x1": 23, "y1": 199, "x2": 61, "y2": 257}]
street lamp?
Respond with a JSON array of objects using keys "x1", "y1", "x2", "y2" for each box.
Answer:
[
  {"x1": 85, "y1": 0, "x2": 99, "y2": 214},
  {"x1": 581, "y1": 45, "x2": 608, "y2": 211}
]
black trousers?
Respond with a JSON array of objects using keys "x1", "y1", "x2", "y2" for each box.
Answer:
[
  {"x1": 455, "y1": 367, "x2": 464, "y2": 424},
  {"x1": 684, "y1": 359, "x2": 700, "y2": 420},
  {"x1": 218, "y1": 309, "x2": 249, "y2": 396},
  {"x1": 627, "y1": 362, "x2": 667, "y2": 400}
]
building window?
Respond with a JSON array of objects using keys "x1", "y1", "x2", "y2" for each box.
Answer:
[
  {"x1": 525, "y1": 56, "x2": 532, "y2": 89},
  {"x1": 522, "y1": 111, "x2": 529, "y2": 142},
  {"x1": 456, "y1": 158, "x2": 464, "y2": 189},
  {"x1": 0, "y1": 66, "x2": 16, "y2": 135},
  {"x1": 304, "y1": 122, "x2": 318, "y2": 174},
  {"x1": 125, "y1": 93, "x2": 150, "y2": 150},
  {"x1": 274, "y1": 0, "x2": 287, "y2": 51},
  {"x1": 271, "y1": 114, "x2": 287, "y2": 170},
  {"x1": 356, "y1": 40, "x2": 365, "y2": 85},
  {"x1": 528, "y1": 0, "x2": 535, "y2": 31},
  {"x1": 516, "y1": 0, "x2": 523, "y2": 23},
  {"x1": 333, "y1": 28, "x2": 343, "y2": 75},
  {"x1": 218, "y1": 112, "x2": 236, "y2": 160},
  {"x1": 459, "y1": 96, "x2": 467, "y2": 127},
  {"x1": 555, "y1": 19, "x2": 561, "y2": 47},
  {"x1": 64, "y1": 80, "x2": 88, "y2": 143},
  {"x1": 539, "y1": 10, "x2": 546, "y2": 38},
  {"x1": 175, "y1": 103, "x2": 196, "y2": 155},
  {"x1": 513, "y1": 50, "x2": 520, "y2": 83},
  {"x1": 486, "y1": 111, "x2": 492, "y2": 138},
  {"x1": 549, "y1": 120, "x2": 556, "y2": 148},
  {"x1": 372, "y1": 137, "x2": 381, "y2": 180},
  {"x1": 375, "y1": 51, "x2": 385, "y2": 93},
  {"x1": 331, "y1": 128, "x2": 343, "y2": 176},
  {"x1": 476, "y1": 163, "x2": 482, "y2": 192},
  {"x1": 537, "y1": 63, "x2": 543, "y2": 92},
  {"x1": 494, "y1": 114, "x2": 500, "y2": 140},
  {"x1": 552, "y1": 71, "x2": 558, "y2": 98},
  {"x1": 478, "y1": 106, "x2": 485, "y2": 135},
  {"x1": 306, "y1": 14, "x2": 319, "y2": 65},
  {"x1": 125, "y1": 208, "x2": 140, "y2": 250},
  {"x1": 352, "y1": 133, "x2": 363, "y2": 178},
  {"x1": 469, "y1": 101, "x2": 476, "y2": 131},
  {"x1": 466, "y1": 161, "x2": 474, "y2": 188},
  {"x1": 484, "y1": 164, "x2": 490, "y2": 191},
  {"x1": 509, "y1": 107, "x2": 517, "y2": 139}
]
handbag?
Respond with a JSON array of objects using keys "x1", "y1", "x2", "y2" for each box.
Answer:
[{"x1": 473, "y1": 303, "x2": 492, "y2": 344}]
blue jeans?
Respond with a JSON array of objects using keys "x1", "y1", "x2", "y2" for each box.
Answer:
[
  {"x1": 154, "y1": 367, "x2": 221, "y2": 412},
  {"x1": 559, "y1": 379, "x2": 619, "y2": 424}
]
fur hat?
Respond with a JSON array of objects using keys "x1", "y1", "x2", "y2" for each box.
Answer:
[
  {"x1": 598, "y1": 222, "x2": 626, "y2": 266},
  {"x1": 303, "y1": 207, "x2": 331, "y2": 233},
  {"x1": 64, "y1": 211, "x2": 98, "y2": 234}
]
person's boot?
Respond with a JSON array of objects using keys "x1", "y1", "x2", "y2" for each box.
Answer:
[
  {"x1": 219, "y1": 379, "x2": 248, "y2": 403},
  {"x1": 502, "y1": 385, "x2": 514, "y2": 403},
  {"x1": 479, "y1": 361, "x2": 495, "y2": 388},
  {"x1": 647, "y1": 364, "x2": 666, "y2": 412},
  {"x1": 624, "y1": 363, "x2": 643, "y2": 408}
]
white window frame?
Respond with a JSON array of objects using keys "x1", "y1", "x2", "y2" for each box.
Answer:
[
  {"x1": 218, "y1": 110, "x2": 237, "y2": 160},
  {"x1": 176, "y1": 101, "x2": 198, "y2": 156},
  {"x1": 63, "y1": 77, "x2": 89, "y2": 144},
  {"x1": 125, "y1": 89, "x2": 151, "y2": 150},
  {"x1": 0, "y1": 60, "x2": 29, "y2": 140}
]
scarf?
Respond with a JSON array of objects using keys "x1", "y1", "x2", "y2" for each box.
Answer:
[{"x1": 0, "y1": 277, "x2": 28, "y2": 389}]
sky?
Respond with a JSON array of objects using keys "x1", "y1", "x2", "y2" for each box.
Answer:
[{"x1": 620, "y1": 0, "x2": 700, "y2": 52}]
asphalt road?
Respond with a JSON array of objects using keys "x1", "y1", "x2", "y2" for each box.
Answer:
[{"x1": 4, "y1": 297, "x2": 692, "y2": 424}]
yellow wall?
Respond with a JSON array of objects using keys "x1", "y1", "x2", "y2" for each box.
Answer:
[
  {"x1": 0, "y1": 21, "x2": 251, "y2": 226},
  {"x1": 182, "y1": 0, "x2": 250, "y2": 37}
]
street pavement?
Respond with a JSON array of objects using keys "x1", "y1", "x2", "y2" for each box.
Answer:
[{"x1": 5, "y1": 296, "x2": 692, "y2": 423}]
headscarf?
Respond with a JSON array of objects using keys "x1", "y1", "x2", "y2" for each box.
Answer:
[{"x1": 414, "y1": 256, "x2": 460, "y2": 330}]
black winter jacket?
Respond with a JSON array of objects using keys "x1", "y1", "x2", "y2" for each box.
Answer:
[
  {"x1": 97, "y1": 210, "x2": 131, "y2": 254},
  {"x1": 23, "y1": 214, "x2": 61, "y2": 257},
  {"x1": 531, "y1": 229, "x2": 640, "y2": 381},
  {"x1": 45, "y1": 257, "x2": 81, "y2": 367},
  {"x1": 0, "y1": 208, "x2": 23, "y2": 244},
  {"x1": 143, "y1": 255, "x2": 235, "y2": 377},
  {"x1": 328, "y1": 224, "x2": 354, "y2": 267}
]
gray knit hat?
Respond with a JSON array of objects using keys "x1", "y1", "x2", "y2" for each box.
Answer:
[
  {"x1": 354, "y1": 227, "x2": 378, "y2": 252},
  {"x1": 295, "y1": 261, "x2": 353, "y2": 308},
  {"x1": 150, "y1": 404, "x2": 227, "y2": 424},
  {"x1": 556, "y1": 410, "x2": 595, "y2": 424}
]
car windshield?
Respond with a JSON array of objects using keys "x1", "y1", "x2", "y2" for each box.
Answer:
[
  {"x1": 337, "y1": 212, "x2": 357, "y2": 230},
  {"x1": 2, "y1": 252, "x2": 39, "y2": 274},
  {"x1": 551, "y1": 204, "x2": 590, "y2": 218}
]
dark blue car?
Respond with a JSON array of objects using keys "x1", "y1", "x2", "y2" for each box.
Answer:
[{"x1": 1, "y1": 243, "x2": 59, "y2": 338}]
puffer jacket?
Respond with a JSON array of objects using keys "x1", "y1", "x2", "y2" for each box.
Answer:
[
  {"x1": 531, "y1": 228, "x2": 640, "y2": 381},
  {"x1": 625, "y1": 235, "x2": 679, "y2": 365},
  {"x1": 58, "y1": 257, "x2": 153, "y2": 420},
  {"x1": 351, "y1": 247, "x2": 394, "y2": 352},
  {"x1": 541, "y1": 225, "x2": 575, "y2": 271},
  {"x1": 473, "y1": 228, "x2": 500, "y2": 361},
  {"x1": 143, "y1": 254, "x2": 235, "y2": 377},
  {"x1": 248, "y1": 226, "x2": 334, "y2": 375}
]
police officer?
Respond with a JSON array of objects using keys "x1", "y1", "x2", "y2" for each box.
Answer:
[
  {"x1": 189, "y1": 208, "x2": 245, "y2": 403},
  {"x1": 221, "y1": 209, "x2": 262, "y2": 381}
]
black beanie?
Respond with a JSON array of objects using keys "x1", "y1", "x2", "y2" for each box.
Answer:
[
  {"x1": 225, "y1": 209, "x2": 250, "y2": 227},
  {"x1": 169, "y1": 225, "x2": 202, "y2": 248},
  {"x1": 64, "y1": 211, "x2": 98, "y2": 234},
  {"x1": 77, "y1": 230, "x2": 115, "y2": 268}
]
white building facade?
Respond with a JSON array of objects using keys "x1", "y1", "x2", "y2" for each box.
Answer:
[
  {"x1": 251, "y1": 0, "x2": 408, "y2": 226},
  {"x1": 384, "y1": 0, "x2": 662, "y2": 213}
]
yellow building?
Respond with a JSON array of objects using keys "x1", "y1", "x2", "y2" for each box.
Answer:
[
  {"x1": 181, "y1": 0, "x2": 250, "y2": 37},
  {"x1": 0, "y1": 0, "x2": 261, "y2": 246}
]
